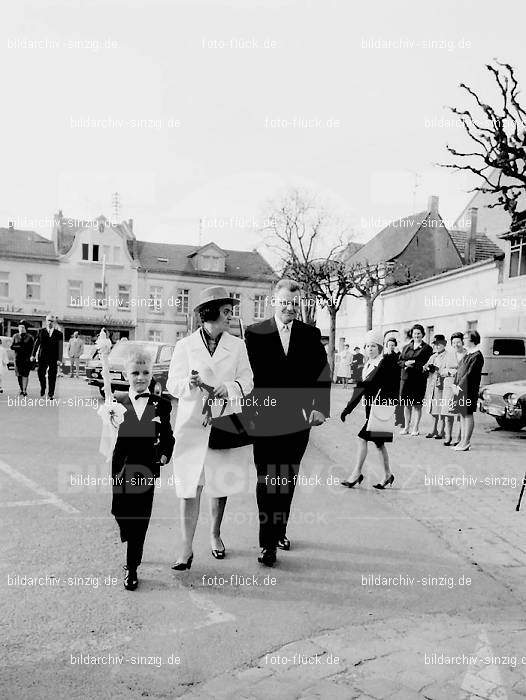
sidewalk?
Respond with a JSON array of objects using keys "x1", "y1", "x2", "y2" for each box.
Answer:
[{"x1": 182, "y1": 386, "x2": 526, "y2": 699}]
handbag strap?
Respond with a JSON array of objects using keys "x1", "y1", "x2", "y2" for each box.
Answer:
[{"x1": 234, "y1": 380, "x2": 246, "y2": 400}]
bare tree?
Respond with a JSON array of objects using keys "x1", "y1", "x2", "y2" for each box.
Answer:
[
  {"x1": 261, "y1": 188, "x2": 353, "y2": 370},
  {"x1": 346, "y1": 260, "x2": 412, "y2": 331},
  {"x1": 441, "y1": 60, "x2": 526, "y2": 232}
]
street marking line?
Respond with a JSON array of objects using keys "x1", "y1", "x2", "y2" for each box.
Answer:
[
  {"x1": 165, "y1": 575, "x2": 236, "y2": 632},
  {"x1": 2, "y1": 499, "x2": 58, "y2": 508},
  {"x1": 0, "y1": 459, "x2": 79, "y2": 514}
]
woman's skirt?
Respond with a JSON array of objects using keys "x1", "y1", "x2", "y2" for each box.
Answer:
[
  {"x1": 15, "y1": 358, "x2": 32, "y2": 378},
  {"x1": 357, "y1": 405, "x2": 393, "y2": 447}
]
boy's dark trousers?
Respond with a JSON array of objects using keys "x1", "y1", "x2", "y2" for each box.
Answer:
[
  {"x1": 112, "y1": 464, "x2": 156, "y2": 571},
  {"x1": 110, "y1": 394, "x2": 174, "y2": 573}
]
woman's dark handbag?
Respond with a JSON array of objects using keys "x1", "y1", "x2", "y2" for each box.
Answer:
[{"x1": 208, "y1": 381, "x2": 254, "y2": 450}]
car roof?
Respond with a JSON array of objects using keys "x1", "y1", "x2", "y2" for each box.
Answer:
[{"x1": 484, "y1": 333, "x2": 526, "y2": 339}]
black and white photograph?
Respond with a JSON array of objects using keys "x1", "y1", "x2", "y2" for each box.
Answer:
[{"x1": 2, "y1": 1, "x2": 526, "y2": 698}]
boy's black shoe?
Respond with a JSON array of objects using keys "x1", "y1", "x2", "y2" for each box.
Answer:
[
  {"x1": 123, "y1": 566, "x2": 138, "y2": 591},
  {"x1": 258, "y1": 548, "x2": 277, "y2": 567}
]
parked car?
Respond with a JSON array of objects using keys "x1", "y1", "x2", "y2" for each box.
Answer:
[
  {"x1": 479, "y1": 334, "x2": 526, "y2": 387},
  {"x1": 479, "y1": 379, "x2": 526, "y2": 430},
  {"x1": 84, "y1": 346, "x2": 103, "y2": 379},
  {"x1": 0, "y1": 336, "x2": 15, "y2": 369},
  {"x1": 87, "y1": 340, "x2": 176, "y2": 397}
]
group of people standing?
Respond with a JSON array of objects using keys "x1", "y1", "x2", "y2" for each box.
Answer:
[
  {"x1": 111, "y1": 280, "x2": 331, "y2": 590},
  {"x1": 339, "y1": 324, "x2": 485, "y2": 490}
]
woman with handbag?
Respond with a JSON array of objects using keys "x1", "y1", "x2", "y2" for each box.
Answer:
[
  {"x1": 340, "y1": 330, "x2": 399, "y2": 490},
  {"x1": 167, "y1": 287, "x2": 254, "y2": 569}
]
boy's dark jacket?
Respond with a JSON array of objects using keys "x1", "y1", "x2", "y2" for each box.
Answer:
[{"x1": 111, "y1": 393, "x2": 175, "y2": 480}]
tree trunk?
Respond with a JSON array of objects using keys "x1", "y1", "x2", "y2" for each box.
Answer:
[
  {"x1": 365, "y1": 296, "x2": 374, "y2": 331},
  {"x1": 328, "y1": 307, "x2": 337, "y2": 378}
]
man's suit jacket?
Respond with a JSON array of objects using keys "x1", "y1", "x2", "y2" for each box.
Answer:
[
  {"x1": 245, "y1": 317, "x2": 331, "y2": 437},
  {"x1": 33, "y1": 328, "x2": 63, "y2": 363}
]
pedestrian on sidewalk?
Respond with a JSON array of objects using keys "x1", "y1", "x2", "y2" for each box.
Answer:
[
  {"x1": 11, "y1": 322, "x2": 34, "y2": 397},
  {"x1": 384, "y1": 336, "x2": 403, "y2": 426},
  {"x1": 31, "y1": 314, "x2": 63, "y2": 399},
  {"x1": 0, "y1": 338, "x2": 9, "y2": 393},
  {"x1": 450, "y1": 330, "x2": 484, "y2": 452},
  {"x1": 442, "y1": 332, "x2": 466, "y2": 446},
  {"x1": 340, "y1": 330, "x2": 399, "y2": 490},
  {"x1": 111, "y1": 348, "x2": 175, "y2": 590},
  {"x1": 398, "y1": 324, "x2": 432, "y2": 436},
  {"x1": 67, "y1": 331, "x2": 84, "y2": 378},
  {"x1": 423, "y1": 335, "x2": 457, "y2": 440},
  {"x1": 167, "y1": 287, "x2": 254, "y2": 570},
  {"x1": 350, "y1": 346, "x2": 364, "y2": 384},
  {"x1": 245, "y1": 279, "x2": 331, "y2": 567}
]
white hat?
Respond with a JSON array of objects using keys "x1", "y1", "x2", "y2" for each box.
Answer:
[
  {"x1": 194, "y1": 286, "x2": 240, "y2": 312},
  {"x1": 364, "y1": 330, "x2": 384, "y2": 347}
]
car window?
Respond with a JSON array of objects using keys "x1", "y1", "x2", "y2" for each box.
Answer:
[
  {"x1": 158, "y1": 345, "x2": 174, "y2": 363},
  {"x1": 492, "y1": 338, "x2": 526, "y2": 356}
]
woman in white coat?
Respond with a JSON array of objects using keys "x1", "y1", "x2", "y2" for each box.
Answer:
[{"x1": 167, "y1": 286, "x2": 254, "y2": 570}]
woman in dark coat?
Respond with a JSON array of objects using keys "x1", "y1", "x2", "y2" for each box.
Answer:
[
  {"x1": 450, "y1": 330, "x2": 484, "y2": 452},
  {"x1": 10, "y1": 322, "x2": 34, "y2": 396},
  {"x1": 398, "y1": 324, "x2": 432, "y2": 436},
  {"x1": 340, "y1": 330, "x2": 400, "y2": 490}
]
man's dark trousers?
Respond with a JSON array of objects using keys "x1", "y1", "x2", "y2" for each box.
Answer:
[
  {"x1": 254, "y1": 429, "x2": 310, "y2": 549},
  {"x1": 38, "y1": 357, "x2": 57, "y2": 396}
]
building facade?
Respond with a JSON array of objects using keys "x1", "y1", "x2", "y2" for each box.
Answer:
[
  {"x1": 0, "y1": 213, "x2": 277, "y2": 345},
  {"x1": 318, "y1": 196, "x2": 519, "y2": 350}
]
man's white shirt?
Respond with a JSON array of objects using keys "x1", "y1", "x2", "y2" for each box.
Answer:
[
  {"x1": 128, "y1": 388, "x2": 148, "y2": 420},
  {"x1": 274, "y1": 314, "x2": 292, "y2": 355}
]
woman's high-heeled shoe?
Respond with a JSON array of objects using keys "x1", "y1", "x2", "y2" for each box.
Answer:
[
  {"x1": 453, "y1": 443, "x2": 471, "y2": 451},
  {"x1": 373, "y1": 474, "x2": 395, "y2": 489},
  {"x1": 434, "y1": 433, "x2": 445, "y2": 440},
  {"x1": 425, "y1": 432, "x2": 437, "y2": 438},
  {"x1": 171, "y1": 553, "x2": 194, "y2": 571},
  {"x1": 341, "y1": 474, "x2": 364, "y2": 488},
  {"x1": 211, "y1": 539, "x2": 226, "y2": 559}
]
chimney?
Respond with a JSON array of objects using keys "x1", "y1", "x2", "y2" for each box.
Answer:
[
  {"x1": 427, "y1": 195, "x2": 439, "y2": 213},
  {"x1": 465, "y1": 207, "x2": 478, "y2": 264},
  {"x1": 128, "y1": 218, "x2": 133, "y2": 233}
]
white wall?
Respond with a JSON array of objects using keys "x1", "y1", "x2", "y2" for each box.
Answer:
[{"x1": 318, "y1": 258, "x2": 526, "y2": 347}]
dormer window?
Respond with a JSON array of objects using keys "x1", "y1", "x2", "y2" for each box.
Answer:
[
  {"x1": 200, "y1": 255, "x2": 223, "y2": 272},
  {"x1": 188, "y1": 242, "x2": 227, "y2": 273}
]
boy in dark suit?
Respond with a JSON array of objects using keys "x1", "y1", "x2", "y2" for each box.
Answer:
[
  {"x1": 245, "y1": 279, "x2": 331, "y2": 566},
  {"x1": 111, "y1": 349, "x2": 174, "y2": 590}
]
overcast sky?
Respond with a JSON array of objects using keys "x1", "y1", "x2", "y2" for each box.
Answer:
[{"x1": 2, "y1": 0, "x2": 525, "y2": 256}]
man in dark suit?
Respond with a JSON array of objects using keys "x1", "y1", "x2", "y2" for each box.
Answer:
[
  {"x1": 31, "y1": 314, "x2": 63, "y2": 399},
  {"x1": 351, "y1": 347, "x2": 364, "y2": 383},
  {"x1": 245, "y1": 279, "x2": 331, "y2": 566},
  {"x1": 111, "y1": 349, "x2": 174, "y2": 590}
]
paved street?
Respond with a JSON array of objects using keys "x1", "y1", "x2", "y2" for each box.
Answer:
[{"x1": 2, "y1": 372, "x2": 526, "y2": 699}]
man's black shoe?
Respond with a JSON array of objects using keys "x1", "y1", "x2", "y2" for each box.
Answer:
[
  {"x1": 40, "y1": 390, "x2": 45, "y2": 397},
  {"x1": 258, "y1": 548, "x2": 277, "y2": 567},
  {"x1": 277, "y1": 537, "x2": 290, "y2": 551},
  {"x1": 123, "y1": 566, "x2": 138, "y2": 591}
]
